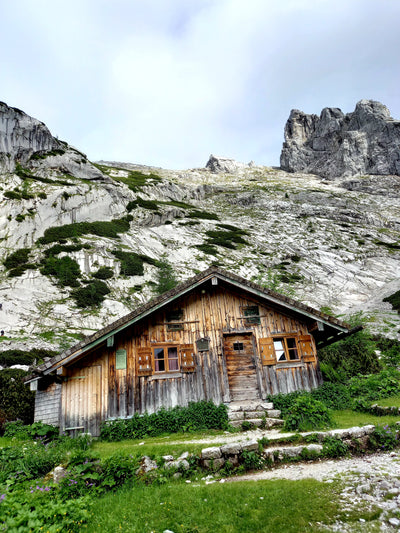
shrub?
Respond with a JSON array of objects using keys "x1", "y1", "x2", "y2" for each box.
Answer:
[
  {"x1": 187, "y1": 210, "x2": 220, "y2": 220},
  {"x1": 152, "y1": 259, "x2": 178, "y2": 295},
  {"x1": 284, "y1": 396, "x2": 333, "y2": 432},
  {"x1": 195, "y1": 244, "x2": 219, "y2": 256},
  {"x1": 204, "y1": 229, "x2": 249, "y2": 249},
  {"x1": 370, "y1": 425, "x2": 399, "y2": 451},
  {"x1": 0, "y1": 348, "x2": 56, "y2": 368},
  {"x1": 93, "y1": 266, "x2": 114, "y2": 279},
  {"x1": 266, "y1": 391, "x2": 305, "y2": 417},
  {"x1": 347, "y1": 369, "x2": 400, "y2": 401},
  {"x1": 322, "y1": 436, "x2": 349, "y2": 458},
  {"x1": 40, "y1": 256, "x2": 81, "y2": 287},
  {"x1": 3, "y1": 248, "x2": 31, "y2": 270},
  {"x1": 37, "y1": 217, "x2": 131, "y2": 244},
  {"x1": 112, "y1": 250, "x2": 144, "y2": 276},
  {"x1": 43, "y1": 243, "x2": 86, "y2": 257},
  {"x1": 383, "y1": 290, "x2": 400, "y2": 313},
  {"x1": 310, "y1": 382, "x2": 353, "y2": 410},
  {"x1": 71, "y1": 280, "x2": 110, "y2": 308},
  {"x1": 100, "y1": 401, "x2": 229, "y2": 441},
  {"x1": 3, "y1": 420, "x2": 58, "y2": 441},
  {"x1": 318, "y1": 328, "x2": 380, "y2": 379},
  {"x1": 127, "y1": 196, "x2": 160, "y2": 212},
  {"x1": 0, "y1": 369, "x2": 35, "y2": 427}
]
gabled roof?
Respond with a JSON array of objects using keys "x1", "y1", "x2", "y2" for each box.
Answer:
[{"x1": 28, "y1": 266, "x2": 359, "y2": 380}]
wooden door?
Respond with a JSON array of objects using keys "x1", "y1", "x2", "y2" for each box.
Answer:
[
  {"x1": 63, "y1": 365, "x2": 102, "y2": 436},
  {"x1": 224, "y1": 334, "x2": 260, "y2": 401}
]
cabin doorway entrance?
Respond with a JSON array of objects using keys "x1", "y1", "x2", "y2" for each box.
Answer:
[
  {"x1": 62, "y1": 365, "x2": 102, "y2": 436},
  {"x1": 223, "y1": 333, "x2": 260, "y2": 401}
]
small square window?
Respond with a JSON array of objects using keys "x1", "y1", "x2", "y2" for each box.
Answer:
[{"x1": 233, "y1": 342, "x2": 244, "y2": 351}]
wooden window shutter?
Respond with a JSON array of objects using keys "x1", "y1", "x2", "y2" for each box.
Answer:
[
  {"x1": 259, "y1": 338, "x2": 276, "y2": 365},
  {"x1": 136, "y1": 347, "x2": 153, "y2": 376},
  {"x1": 298, "y1": 335, "x2": 316, "y2": 362},
  {"x1": 180, "y1": 344, "x2": 195, "y2": 372}
]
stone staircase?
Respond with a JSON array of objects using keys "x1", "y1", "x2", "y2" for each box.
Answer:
[{"x1": 227, "y1": 400, "x2": 284, "y2": 429}]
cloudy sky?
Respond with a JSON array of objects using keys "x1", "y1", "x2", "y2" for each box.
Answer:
[{"x1": 1, "y1": 0, "x2": 399, "y2": 169}]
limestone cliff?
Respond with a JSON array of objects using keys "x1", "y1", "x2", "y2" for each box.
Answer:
[
  {"x1": 0, "y1": 103, "x2": 399, "y2": 352},
  {"x1": 280, "y1": 99, "x2": 400, "y2": 179},
  {"x1": 0, "y1": 101, "x2": 106, "y2": 181}
]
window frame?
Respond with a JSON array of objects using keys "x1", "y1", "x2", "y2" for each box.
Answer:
[
  {"x1": 272, "y1": 335, "x2": 301, "y2": 363},
  {"x1": 242, "y1": 305, "x2": 261, "y2": 325},
  {"x1": 152, "y1": 344, "x2": 180, "y2": 373},
  {"x1": 166, "y1": 309, "x2": 185, "y2": 331}
]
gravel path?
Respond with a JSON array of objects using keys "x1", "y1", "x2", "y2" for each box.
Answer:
[{"x1": 228, "y1": 452, "x2": 400, "y2": 532}]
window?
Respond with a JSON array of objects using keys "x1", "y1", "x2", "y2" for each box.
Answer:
[
  {"x1": 154, "y1": 346, "x2": 179, "y2": 372},
  {"x1": 233, "y1": 342, "x2": 244, "y2": 351},
  {"x1": 243, "y1": 305, "x2": 261, "y2": 325},
  {"x1": 273, "y1": 337, "x2": 299, "y2": 362},
  {"x1": 166, "y1": 309, "x2": 184, "y2": 331}
]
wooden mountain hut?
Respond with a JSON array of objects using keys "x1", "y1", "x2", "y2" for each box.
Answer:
[{"x1": 26, "y1": 266, "x2": 358, "y2": 436}]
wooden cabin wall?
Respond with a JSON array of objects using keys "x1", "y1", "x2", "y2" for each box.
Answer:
[
  {"x1": 58, "y1": 284, "x2": 322, "y2": 434},
  {"x1": 105, "y1": 285, "x2": 321, "y2": 418},
  {"x1": 34, "y1": 382, "x2": 61, "y2": 426}
]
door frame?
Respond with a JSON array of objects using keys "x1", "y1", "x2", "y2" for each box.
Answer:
[{"x1": 222, "y1": 332, "x2": 265, "y2": 401}]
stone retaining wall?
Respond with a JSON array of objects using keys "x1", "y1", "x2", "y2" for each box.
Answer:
[{"x1": 200, "y1": 425, "x2": 376, "y2": 470}]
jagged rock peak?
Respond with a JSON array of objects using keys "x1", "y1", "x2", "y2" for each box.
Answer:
[
  {"x1": 0, "y1": 101, "x2": 107, "y2": 181},
  {"x1": 205, "y1": 154, "x2": 255, "y2": 173},
  {"x1": 280, "y1": 99, "x2": 400, "y2": 179},
  {"x1": 0, "y1": 101, "x2": 59, "y2": 157}
]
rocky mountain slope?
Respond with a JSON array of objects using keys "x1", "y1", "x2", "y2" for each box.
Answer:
[{"x1": 0, "y1": 101, "x2": 399, "y2": 351}]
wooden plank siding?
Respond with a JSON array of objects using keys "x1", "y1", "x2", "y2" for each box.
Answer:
[{"x1": 38, "y1": 284, "x2": 322, "y2": 436}]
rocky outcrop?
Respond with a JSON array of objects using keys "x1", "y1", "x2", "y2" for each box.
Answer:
[
  {"x1": 0, "y1": 101, "x2": 106, "y2": 181},
  {"x1": 280, "y1": 99, "x2": 400, "y2": 179},
  {"x1": 205, "y1": 154, "x2": 254, "y2": 173}
]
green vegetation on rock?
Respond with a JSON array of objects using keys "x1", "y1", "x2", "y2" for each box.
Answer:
[
  {"x1": 37, "y1": 216, "x2": 132, "y2": 244},
  {"x1": 71, "y1": 280, "x2": 111, "y2": 307}
]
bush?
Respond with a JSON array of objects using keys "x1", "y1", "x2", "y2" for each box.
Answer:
[
  {"x1": 322, "y1": 436, "x2": 349, "y2": 458},
  {"x1": 127, "y1": 196, "x2": 160, "y2": 212},
  {"x1": 40, "y1": 256, "x2": 81, "y2": 287},
  {"x1": 266, "y1": 391, "x2": 305, "y2": 417},
  {"x1": 310, "y1": 382, "x2": 353, "y2": 410},
  {"x1": 347, "y1": 369, "x2": 400, "y2": 401},
  {"x1": 93, "y1": 266, "x2": 114, "y2": 280},
  {"x1": 3, "y1": 248, "x2": 31, "y2": 270},
  {"x1": 0, "y1": 369, "x2": 35, "y2": 427},
  {"x1": 370, "y1": 424, "x2": 399, "y2": 451},
  {"x1": 204, "y1": 229, "x2": 249, "y2": 249},
  {"x1": 37, "y1": 217, "x2": 131, "y2": 244},
  {"x1": 71, "y1": 280, "x2": 110, "y2": 308},
  {"x1": 100, "y1": 401, "x2": 229, "y2": 441},
  {"x1": 112, "y1": 251, "x2": 145, "y2": 276},
  {"x1": 3, "y1": 421, "x2": 58, "y2": 441},
  {"x1": 0, "y1": 348, "x2": 53, "y2": 367},
  {"x1": 318, "y1": 328, "x2": 380, "y2": 379},
  {"x1": 383, "y1": 290, "x2": 400, "y2": 313},
  {"x1": 284, "y1": 396, "x2": 334, "y2": 432},
  {"x1": 152, "y1": 259, "x2": 178, "y2": 295}
]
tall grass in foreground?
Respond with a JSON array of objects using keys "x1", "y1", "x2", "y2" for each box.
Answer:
[{"x1": 86, "y1": 478, "x2": 379, "y2": 533}]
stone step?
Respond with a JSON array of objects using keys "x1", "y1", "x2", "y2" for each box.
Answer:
[{"x1": 229, "y1": 417, "x2": 285, "y2": 428}]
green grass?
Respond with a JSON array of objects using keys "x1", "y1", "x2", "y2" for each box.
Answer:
[
  {"x1": 86, "y1": 478, "x2": 378, "y2": 532},
  {"x1": 332, "y1": 409, "x2": 400, "y2": 428},
  {"x1": 93, "y1": 430, "x2": 227, "y2": 458},
  {"x1": 371, "y1": 395, "x2": 400, "y2": 407}
]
